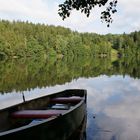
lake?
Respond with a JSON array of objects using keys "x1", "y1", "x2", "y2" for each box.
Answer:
[{"x1": 0, "y1": 56, "x2": 140, "y2": 140}]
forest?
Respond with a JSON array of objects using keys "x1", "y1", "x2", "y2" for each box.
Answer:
[{"x1": 0, "y1": 20, "x2": 140, "y2": 60}]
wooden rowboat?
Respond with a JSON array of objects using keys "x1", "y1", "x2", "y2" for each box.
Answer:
[{"x1": 0, "y1": 89, "x2": 87, "y2": 140}]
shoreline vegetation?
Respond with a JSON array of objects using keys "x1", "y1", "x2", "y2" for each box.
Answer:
[
  {"x1": 0, "y1": 55, "x2": 140, "y2": 94},
  {"x1": 1, "y1": 20, "x2": 140, "y2": 93},
  {"x1": 0, "y1": 20, "x2": 140, "y2": 60}
]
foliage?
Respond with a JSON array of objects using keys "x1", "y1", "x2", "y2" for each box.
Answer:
[
  {"x1": 58, "y1": 0, "x2": 118, "y2": 27},
  {"x1": 0, "y1": 20, "x2": 140, "y2": 60},
  {"x1": 1, "y1": 55, "x2": 140, "y2": 93},
  {"x1": 0, "y1": 20, "x2": 112, "y2": 59}
]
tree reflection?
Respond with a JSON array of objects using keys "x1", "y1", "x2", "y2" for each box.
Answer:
[{"x1": 0, "y1": 56, "x2": 140, "y2": 94}]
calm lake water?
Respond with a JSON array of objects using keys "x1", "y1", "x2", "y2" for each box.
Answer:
[{"x1": 0, "y1": 57, "x2": 140, "y2": 140}]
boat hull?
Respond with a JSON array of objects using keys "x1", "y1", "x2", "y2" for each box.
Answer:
[{"x1": 0, "y1": 89, "x2": 87, "y2": 140}]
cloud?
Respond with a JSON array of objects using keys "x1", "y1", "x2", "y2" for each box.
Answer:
[
  {"x1": 0, "y1": 0, "x2": 106, "y2": 33},
  {"x1": 113, "y1": 0, "x2": 140, "y2": 32},
  {"x1": 0, "y1": 0, "x2": 140, "y2": 34},
  {"x1": 0, "y1": 0, "x2": 49, "y2": 22}
]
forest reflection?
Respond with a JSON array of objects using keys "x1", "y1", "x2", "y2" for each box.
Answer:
[{"x1": 0, "y1": 56, "x2": 140, "y2": 94}]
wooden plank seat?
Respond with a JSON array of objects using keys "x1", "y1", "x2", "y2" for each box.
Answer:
[
  {"x1": 50, "y1": 96, "x2": 82, "y2": 104},
  {"x1": 11, "y1": 110, "x2": 66, "y2": 119}
]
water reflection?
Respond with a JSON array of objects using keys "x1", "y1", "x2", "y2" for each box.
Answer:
[
  {"x1": 1, "y1": 57, "x2": 140, "y2": 139},
  {"x1": 0, "y1": 56, "x2": 140, "y2": 94},
  {"x1": 87, "y1": 75, "x2": 140, "y2": 140}
]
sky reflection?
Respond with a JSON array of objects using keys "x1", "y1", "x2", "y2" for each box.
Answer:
[
  {"x1": 1, "y1": 75, "x2": 140, "y2": 139},
  {"x1": 86, "y1": 75, "x2": 140, "y2": 140}
]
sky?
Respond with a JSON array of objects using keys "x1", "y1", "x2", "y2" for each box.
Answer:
[{"x1": 0, "y1": 0, "x2": 139, "y2": 34}]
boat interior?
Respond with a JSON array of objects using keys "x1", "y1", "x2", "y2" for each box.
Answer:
[{"x1": 0, "y1": 91, "x2": 84, "y2": 133}]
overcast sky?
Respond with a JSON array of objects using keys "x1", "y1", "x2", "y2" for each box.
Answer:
[{"x1": 0, "y1": 0, "x2": 139, "y2": 34}]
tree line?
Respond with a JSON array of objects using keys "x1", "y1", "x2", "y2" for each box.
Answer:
[{"x1": 0, "y1": 20, "x2": 140, "y2": 60}]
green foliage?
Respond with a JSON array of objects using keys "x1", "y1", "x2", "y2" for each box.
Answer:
[
  {"x1": 110, "y1": 32, "x2": 140, "y2": 57},
  {"x1": 0, "y1": 20, "x2": 115, "y2": 59},
  {"x1": 1, "y1": 55, "x2": 140, "y2": 93},
  {"x1": 0, "y1": 20, "x2": 140, "y2": 60}
]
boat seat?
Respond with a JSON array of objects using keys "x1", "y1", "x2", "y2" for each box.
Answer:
[
  {"x1": 11, "y1": 110, "x2": 66, "y2": 119},
  {"x1": 50, "y1": 96, "x2": 82, "y2": 104},
  {"x1": 50, "y1": 104, "x2": 70, "y2": 110}
]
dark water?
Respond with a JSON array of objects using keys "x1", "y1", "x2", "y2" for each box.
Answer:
[{"x1": 0, "y1": 56, "x2": 140, "y2": 140}]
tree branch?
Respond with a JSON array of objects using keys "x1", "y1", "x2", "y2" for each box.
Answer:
[{"x1": 58, "y1": 0, "x2": 118, "y2": 27}]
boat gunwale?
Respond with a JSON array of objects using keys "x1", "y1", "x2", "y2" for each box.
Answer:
[
  {"x1": 0, "y1": 89, "x2": 86, "y2": 112},
  {"x1": 0, "y1": 89, "x2": 87, "y2": 136}
]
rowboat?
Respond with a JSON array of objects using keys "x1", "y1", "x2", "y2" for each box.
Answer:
[{"x1": 0, "y1": 89, "x2": 87, "y2": 140}]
